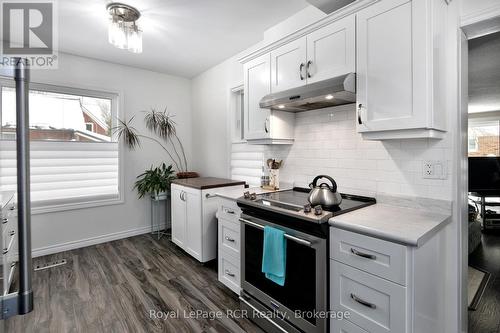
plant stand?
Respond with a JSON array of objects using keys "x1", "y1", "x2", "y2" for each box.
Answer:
[{"x1": 150, "y1": 192, "x2": 170, "y2": 240}]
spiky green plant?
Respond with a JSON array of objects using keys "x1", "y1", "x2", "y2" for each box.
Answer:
[
  {"x1": 113, "y1": 108, "x2": 188, "y2": 172},
  {"x1": 133, "y1": 163, "x2": 176, "y2": 198}
]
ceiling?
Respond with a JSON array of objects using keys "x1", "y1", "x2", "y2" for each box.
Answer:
[
  {"x1": 58, "y1": 0, "x2": 308, "y2": 78},
  {"x1": 468, "y1": 31, "x2": 500, "y2": 113}
]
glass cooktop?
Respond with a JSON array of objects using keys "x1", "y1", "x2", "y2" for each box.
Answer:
[{"x1": 257, "y1": 188, "x2": 375, "y2": 215}]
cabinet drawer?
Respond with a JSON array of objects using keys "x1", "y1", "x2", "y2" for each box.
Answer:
[
  {"x1": 219, "y1": 218, "x2": 240, "y2": 257},
  {"x1": 330, "y1": 260, "x2": 406, "y2": 333},
  {"x1": 331, "y1": 319, "x2": 369, "y2": 333},
  {"x1": 218, "y1": 251, "x2": 240, "y2": 294},
  {"x1": 217, "y1": 198, "x2": 241, "y2": 222},
  {"x1": 330, "y1": 228, "x2": 406, "y2": 285}
]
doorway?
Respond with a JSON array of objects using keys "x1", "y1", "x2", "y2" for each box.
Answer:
[{"x1": 465, "y1": 30, "x2": 500, "y2": 332}]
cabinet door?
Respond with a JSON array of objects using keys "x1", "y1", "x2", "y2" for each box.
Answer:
[
  {"x1": 244, "y1": 53, "x2": 271, "y2": 140},
  {"x1": 270, "y1": 37, "x2": 307, "y2": 92},
  {"x1": 306, "y1": 15, "x2": 355, "y2": 84},
  {"x1": 171, "y1": 187, "x2": 186, "y2": 247},
  {"x1": 185, "y1": 191, "x2": 202, "y2": 260},
  {"x1": 356, "y1": 0, "x2": 425, "y2": 132}
]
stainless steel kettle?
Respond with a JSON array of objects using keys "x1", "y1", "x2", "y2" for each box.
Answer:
[{"x1": 308, "y1": 175, "x2": 342, "y2": 207}]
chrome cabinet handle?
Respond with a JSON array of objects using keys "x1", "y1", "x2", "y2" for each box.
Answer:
[
  {"x1": 2, "y1": 218, "x2": 8, "y2": 224},
  {"x1": 306, "y1": 60, "x2": 313, "y2": 78},
  {"x1": 264, "y1": 118, "x2": 269, "y2": 133},
  {"x1": 239, "y1": 218, "x2": 312, "y2": 247},
  {"x1": 350, "y1": 248, "x2": 376, "y2": 260},
  {"x1": 351, "y1": 293, "x2": 376, "y2": 309},
  {"x1": 225, "y1": 269, "x2": 235, "y2": 277},
  {"x1": 357, "y1": 104, "x2": 363, "y2": 125},
  {"x1": 205, "y1": 193, "x2": 217, "y2": 199},
  {"x1": 225, "y1": 236, "x2": 235, "y2": 242},
  {"x1": 299, "y1": 63, "x2": 305, "y2": 80},
  {"x1": 180, "y1": 191, "x2": 186, "y2": 201}
]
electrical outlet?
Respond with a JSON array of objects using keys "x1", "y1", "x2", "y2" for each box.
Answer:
[{"x1": 422, "y1": 160, "x2": 447, "y2": 179}]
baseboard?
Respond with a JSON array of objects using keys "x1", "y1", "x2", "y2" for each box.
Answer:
[{"x1": 31, "y1": 224, "x2": 166, "y2": 258}]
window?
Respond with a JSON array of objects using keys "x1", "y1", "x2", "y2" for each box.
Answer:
[
  {"x1": 468, "y1": 119, "x2": 500, "y2": 157},
  {"x1": 85, "y1": 123, "x2": 94, "y2": 132},
  {"x1": 230, "y1": 86, "x2": 245, "y2": 142},
  {"x1": 0, "y1": 80, "x2": 121, "y2": 212},
  {"x1": 468, "y1": 136, "x2": 478, "y2": 152}
]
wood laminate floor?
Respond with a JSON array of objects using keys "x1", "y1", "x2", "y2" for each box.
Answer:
[
  {"x1": 469, "y1": 231, "x2": 500, "y2": 333},
  {"x1": 5, "y1": 234, "x2": 263, "y2": 333}
]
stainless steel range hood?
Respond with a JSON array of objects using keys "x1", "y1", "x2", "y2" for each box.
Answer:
[{"x1": 259, "y1": 73, "x2": 356, "y2": 112}]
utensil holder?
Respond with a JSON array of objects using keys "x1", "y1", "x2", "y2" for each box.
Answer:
[{"x1": 269, "y1": 169, "x2": 280, "y2": 190}]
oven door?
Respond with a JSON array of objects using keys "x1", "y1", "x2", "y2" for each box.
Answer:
[{"x1": 240, "y1": 214, "x2": 327, "y2": 333}]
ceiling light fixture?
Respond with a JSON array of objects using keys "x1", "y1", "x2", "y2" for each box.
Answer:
[
  {"x1": 107, "y1": 3, "x2": 142, "y2": 53},
  {"x1": 325, "y1": 94, "x2": 334, "y2": 100}
]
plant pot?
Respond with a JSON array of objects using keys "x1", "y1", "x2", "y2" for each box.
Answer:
[
  {"x1": 151, "y1": 190, "x2": 170, "y2": 201},
  {"x1": 176, "y1": 171, "x2": 199, "y2": 179}
]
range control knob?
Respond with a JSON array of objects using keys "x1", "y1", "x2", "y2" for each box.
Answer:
[
  {"x1": 303, "y1": 204, "x2": 312, "y2": 213},
  {"x1": 314, "y1": 205, "x2": 323, "y2": 216}
]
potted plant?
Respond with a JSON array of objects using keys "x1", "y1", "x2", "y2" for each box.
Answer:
[
  {"x1": 133, "y1": 163, "x2": 176, "y2": 200},
  {"x1": 114, "y1": 107, "x2": 198, "y2": 178}
]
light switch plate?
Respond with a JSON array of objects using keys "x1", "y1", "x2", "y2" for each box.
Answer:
[{"x1": 422, "y1": 160, "x2": 447, "y2": 179}]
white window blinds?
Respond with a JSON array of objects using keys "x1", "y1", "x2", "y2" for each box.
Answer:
[{"x1": 0, "y1": 140, "x2": 120, "y2": 208}]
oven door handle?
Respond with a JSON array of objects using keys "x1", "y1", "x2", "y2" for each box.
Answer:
[
  {"x1": 239, "y1": 296, "x2": 288, "y2": 333},
  {"x1": 239, "y1": 218, "x2": 313, "y2": 247}
]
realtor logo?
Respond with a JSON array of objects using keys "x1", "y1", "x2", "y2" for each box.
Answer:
[{"x1": 0, "y1": 0, "x2": 58, "y2": 68}]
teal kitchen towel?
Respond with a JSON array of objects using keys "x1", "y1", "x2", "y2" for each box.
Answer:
[{"x1": 261, "y1": 226, "x2": 287, "y2": 286}]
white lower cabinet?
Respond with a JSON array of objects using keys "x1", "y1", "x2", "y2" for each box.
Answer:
[
  {"x1": 331, "y1": 319, "x2": 369, "y2": 333},
  {"x1": 330, "y1": 261, "x2": 405, "y2": 333},
  {"x1": 216, "y1": 198, "x2": 242, "y2": 294},
  {"x1": 171, "y1": 183, "x2": 243, "y2": 262},
  {"x1": 330, "y1": 227, "x2": 446, "y2": 333}
]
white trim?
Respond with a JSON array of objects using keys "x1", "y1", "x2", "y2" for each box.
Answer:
[
  {"x1": 460, "y1": 3, "x2": 500, "y2": 27},
  {"x1": 30, "y1": 224, "x2": 166, "y2": 258},
  {"x1": 31, "y1": 197, "x2": 124, "y2": 215},
  {"x1": 237, "y1": 0, "x2": 380, "y2": 64}
]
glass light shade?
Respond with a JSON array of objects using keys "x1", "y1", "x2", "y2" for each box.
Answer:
[
  {"x1": 108, "y1": 18, "x2": 119, "y2": 44},
  {"x1": 108, "y1": 17, "x2": 127, "y2": 49},
  {"x1": 127, "y1": 27, "x2": 142, "y2": 53},
  {"x1": 114, "y1": 21, "x2": 128, "y2": 49}
]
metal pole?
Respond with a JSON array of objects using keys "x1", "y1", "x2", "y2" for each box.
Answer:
[{"x1": 14, "y1": 57, "x2": 33, "y2": 314}]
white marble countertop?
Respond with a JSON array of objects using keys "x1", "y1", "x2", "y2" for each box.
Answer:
[
  {"x1": 215, "y1": 185, "x2": 292, "y2": 201},
  {"x1": 329, "y1": 204, "x2": 451, "y2": 247}
]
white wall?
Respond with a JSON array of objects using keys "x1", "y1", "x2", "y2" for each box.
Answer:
[
  {"x1": 191, "y1": 56, "x2": 242, "y2": 177},
  {"x1": 28, "y1": 52, "x2": 192, "y2": 256}
]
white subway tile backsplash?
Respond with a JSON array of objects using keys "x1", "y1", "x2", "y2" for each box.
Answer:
[{"x1": 232, "y1": 106, "x2": 452, "y2": 200}]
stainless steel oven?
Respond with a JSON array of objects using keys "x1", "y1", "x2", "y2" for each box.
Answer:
[{"x1": 239, "y1": 213, "x2": 327, "y2": 333}]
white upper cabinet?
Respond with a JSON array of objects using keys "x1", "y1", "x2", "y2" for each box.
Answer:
[
  {"x1": 271, "y1": 37, "x2": 307, "y2": 92},
  {"x1": 244, "y1": 53, "x2": 272, "y2": 141},
  {"x1": 306, "y1": 15, "x2": 355, "y2": 84},
  {"x1": 270, "y1": 16, "x2": 356, "y2": 92},
  {"x1": 244, "y1": 53, "x2": 295, "y2": 144},
  {"x1": 356, "y1": 0, "x2": 447, "y2": 140}
]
